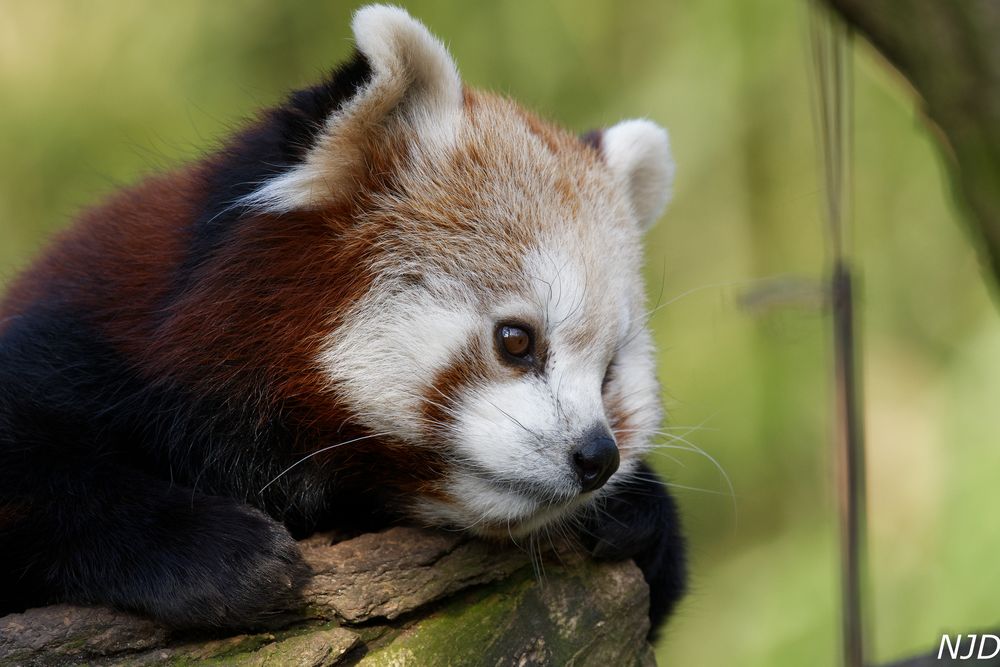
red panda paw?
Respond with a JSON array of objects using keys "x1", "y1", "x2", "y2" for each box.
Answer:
[{"x1": 135, "y1": 502, "x2": 312, "y2": 629}]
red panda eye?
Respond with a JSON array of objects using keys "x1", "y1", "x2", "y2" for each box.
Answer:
[{"x1": 497, "y1": 324, "x2": 533, "y2": 362}]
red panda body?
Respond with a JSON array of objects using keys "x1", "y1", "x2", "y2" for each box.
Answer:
[{"x1": 0, "y1": 6, "x2": 685, "y2": 633}]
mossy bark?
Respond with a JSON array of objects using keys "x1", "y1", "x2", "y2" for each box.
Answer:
[{"x1": 0, "y1": 527, "x2": 654, "y2": 666}]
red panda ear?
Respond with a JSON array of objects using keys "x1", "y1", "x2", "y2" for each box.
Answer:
[
  {"x1": 595, "y1": 120, "x2": 675, "y2": 231},
  {"x1": 242, "y1": 4, "x2": 463, "y2": 213}
]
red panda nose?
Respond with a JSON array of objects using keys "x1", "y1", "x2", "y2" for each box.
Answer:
[{"x1": 572, "y1": 427, "x2": 620, "y2": 492}]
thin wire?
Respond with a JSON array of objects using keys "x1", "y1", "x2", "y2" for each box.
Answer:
[{"x1": 809, "y1": 4, "x2": 869, "y2": 667}]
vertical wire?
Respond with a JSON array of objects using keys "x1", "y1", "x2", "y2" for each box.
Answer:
[{"x1": 808, "y1": 4, "x2": 868, "y2": 666}]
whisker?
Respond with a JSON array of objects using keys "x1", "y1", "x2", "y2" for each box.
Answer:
[
  {"x1": 649, "y1": 437, "x2": 735, "y2": 500},
  {"x1": 620, "y1": 421, "x2": 738, "y2": 524},
  {"x1": 258, "y1": 432, "x2": 391, "y2": 494},
  {"x1": 617, "y1": 472, "x2": 734, "y2": 497}
]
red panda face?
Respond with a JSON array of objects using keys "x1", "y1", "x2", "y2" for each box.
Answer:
[{"x1": 242, "y1": 6, "x2": 675, "y2": 537}]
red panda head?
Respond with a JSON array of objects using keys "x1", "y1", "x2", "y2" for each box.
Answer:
[{"x1": 221, "y1": 5, "x2": 675, "y2": 537}]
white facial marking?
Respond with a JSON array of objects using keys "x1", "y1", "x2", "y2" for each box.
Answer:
[
  {"x1": 318, "y1": 274, "x2": 478, "y2": 440},
  {"x1": 452, "y1": 379, "x2": 568, "y2": 487},
  {"x1": 411, "y1": 471, "x2": 591, "y2": 538}
]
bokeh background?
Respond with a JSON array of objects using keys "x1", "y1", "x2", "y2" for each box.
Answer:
[{"x1": 2, "y1": 2, "x2": 998, "y2": 664}]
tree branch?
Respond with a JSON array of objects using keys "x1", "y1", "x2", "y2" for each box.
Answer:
[
  {"x1": 0, "y1": 527, "x2": 655, "y2": 666},
  {"x1": 824, "y1": 0, "x2": 1000, "y2": 296}
]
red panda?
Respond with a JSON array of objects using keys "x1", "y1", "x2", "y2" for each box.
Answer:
[{"x1": 0, "y1": 5, "x2": 685, "y2": 634}]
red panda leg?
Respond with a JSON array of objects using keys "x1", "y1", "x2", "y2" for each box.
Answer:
[
  {"x1": 581, "y1": 462, "x2": 687, "y2": 640},
  {"x1": 0, "y1": 312, "x2": 311, "y2": 627},
  {"x1": 0, "y1": 460, "x2": 309, "y2": 628}
]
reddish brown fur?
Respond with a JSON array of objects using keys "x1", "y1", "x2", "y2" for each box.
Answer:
[
  {"x1": 605, "y1": 392, "x2": 639, "y2": 454},
  {"x1": 0, "y1": 168, "x2": 198, "y2": 335},
  {"x1": 422, "y1": 340, "x2": 498, "y2": 429}
]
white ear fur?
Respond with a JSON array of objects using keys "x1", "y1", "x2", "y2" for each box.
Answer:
[
  {"x1": 350, "y1": 5, "x2": 463, "y2": 125},
  {"x1": 601, "y1": 119, "x2": 675, "y2": 230},
  {"x1": 243, "y1": 4, "x2": 462, "y2": 212}
]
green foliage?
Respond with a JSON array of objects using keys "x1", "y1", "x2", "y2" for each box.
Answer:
[{"x1": 1, "y1": 2, "x2": 997, "y2": 664}]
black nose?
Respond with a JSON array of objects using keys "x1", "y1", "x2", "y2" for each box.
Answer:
[{"x1": 572, "y1": 427, "x2": 620, "y2": 492}]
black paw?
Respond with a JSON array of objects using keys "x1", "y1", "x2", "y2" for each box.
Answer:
[
  {"x1": 581, "y1": 462, "x2": 687, "y2": 638},
  {"x1": 98, "y1": 498, "x2": 311, "y2": 629}
]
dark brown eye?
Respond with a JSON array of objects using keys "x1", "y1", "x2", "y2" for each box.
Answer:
[{"x1": 497, "y1": 324, "x2": 533, "y2": 362}]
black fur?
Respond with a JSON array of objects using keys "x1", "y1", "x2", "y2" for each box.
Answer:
[
  {"x1": 0, "y1": 306, "x2": 309, "y2": 626},
  {"x1": 580, "y1": 129, "x2": 604, "y2": 153},
  {"x1": 200, "y1": 49, "x2": 372, "y2": 224},
  {"x1": 174, "y1": 50, "x2": 373, "y2": 298}
]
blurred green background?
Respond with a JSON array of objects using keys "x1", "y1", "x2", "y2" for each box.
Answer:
[{"x1": 2, "y1": 2, "x2": 998, "y2": 664}]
